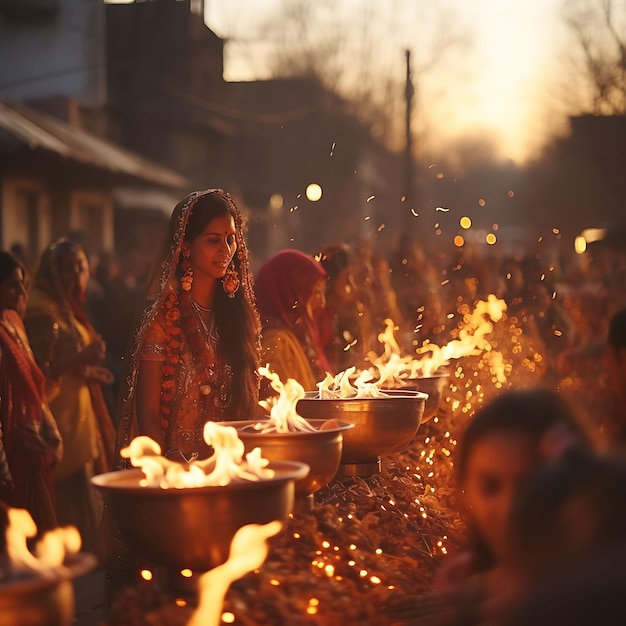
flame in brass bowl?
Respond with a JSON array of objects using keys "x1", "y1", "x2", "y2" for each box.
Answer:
[
  {"x1": 92, "y1": 461, "x2": 308, "y2": 572},
  {"x1": 296, "y1": 391, "x2": 427, "y2": 475},
  {"x1": 0, "y1": 552, "x2": 96, "y2": 626},
  {"x1": 386, "y1": 372, "x2": 450, "y2": 422},
  {"x1": 228, "y1": 419, "x2": 354, "y2": 499}
]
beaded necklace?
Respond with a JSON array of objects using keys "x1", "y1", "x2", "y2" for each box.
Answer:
[
  {"x1": 192, "y1": 299, "x2": 213, "y2": 314},
  {"x1": 159, "y1": 289, "x2": 231, "y2": 433}
]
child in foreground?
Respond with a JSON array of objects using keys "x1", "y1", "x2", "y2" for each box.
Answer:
[{"x1": 431, "y1": 388, "x2": 594, "y2": 625}]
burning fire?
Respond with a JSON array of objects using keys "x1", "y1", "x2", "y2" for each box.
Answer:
[
  {"x1": 319, "y1": 295, "x2": 508, "y2": 398},
  {"x1": 406, "y1": 294, "x2": 507, "y2": 378},
  {"x1": 3, "y1": 508, "x2": 81, "y2": 577},
  {"x1": 317, "y1": 367, "x2": 388, "y2": 399},
  {"x1": 189, "y1": 521, "x2": 282, "y2": 626},
  {"x1": 256, "y1": 366, "x2": 318, "y2": 433},
  {"x1": 120, "y1": 422, "x2": 275, "y2": 488},
  {"x1": 101, "y1": 296, "x2": 549, "y2": 624}
]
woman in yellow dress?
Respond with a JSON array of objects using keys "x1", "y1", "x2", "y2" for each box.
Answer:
[{"x1": 25, "y1": 239, "x2": 115, "y2": 551}]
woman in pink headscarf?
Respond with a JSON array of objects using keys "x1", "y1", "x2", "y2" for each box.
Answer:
[{"x1": 255, "y1": 249, "x2": 332, "y2": 391}]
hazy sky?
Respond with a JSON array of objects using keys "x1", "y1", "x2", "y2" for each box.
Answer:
[{"x1": 205, "y1": 0, "x2": 569, "y2": 163}]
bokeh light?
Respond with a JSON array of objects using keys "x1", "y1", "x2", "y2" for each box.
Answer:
[
  {"x1": 306, "y1": 183, "x2": 323, "y2": 202},
  {"x1": 574, "y1": 235, "x2": 587, "y2": 254},
  {"x1": 269, "y1": 193, "x2": 284, "y2": 210}
]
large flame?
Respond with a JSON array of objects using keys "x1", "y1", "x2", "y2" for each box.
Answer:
[
  {"x1": 188, "y1": 520, "x2": 282, "y2": 626},
  {"x1": 318, "y1": 295, "x2": 508, "y2": 399},
  {"x1": 406, "y1": 294, "x2": 507, "y2": 378},
  {"x1": 4, "y1": 508, "x2": 81, "y2": 577},
  {"x1": 120, "y1": 422, "x2": 275, "y2": 489},
  {"x1": 256, "y1": 366, "x2": 317, "y2": 433}
]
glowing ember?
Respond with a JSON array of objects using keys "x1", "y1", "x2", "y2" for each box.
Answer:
[
  {"x1": 4, "y1": 508, "x2": 81, "y2": 576},
  {"x1": 189, "y1": 521, "x2": 282, "y2": 626},
  {"x1": 256, "y1": 366, "x2": 317, "y2": 433},
  {"x1": 120, "y1": 422, "x2": 274, "y2": 489}
]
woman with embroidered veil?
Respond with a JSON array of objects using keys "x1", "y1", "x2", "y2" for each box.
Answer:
[
  {"x1": 116, "y1": 189, "x2": 261, "y2": 466},
  {"x1": 25, "y1": 239, "x2": 116, "y2": 553}
]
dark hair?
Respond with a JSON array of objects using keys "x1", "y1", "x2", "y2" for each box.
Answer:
[
  {"x1": 0, "y1": 251, "x2": 22, "y2": 284},
  {"x1": 456, "y1": 388, "x2": 594, "y2": 573},
  {"x1": 183, "y1": 193, "x2": 231, "y2": 243},
  {"x1": 509, "y1": 450, "x2": 626, "y2": 584},
  {"x1": 31, "y1": 239, "x2": 83, "y2": 303},
  {"x1": 457, "y1": 388, "x2": 592, "y2": 483},
  {"x1": 181, "y1": 191, "x2": 260, "y2": 420},
  {"x1": 607, "y1": 308, "x2": 626, "y2": 351}
]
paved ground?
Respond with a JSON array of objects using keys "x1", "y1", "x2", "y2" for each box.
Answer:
[{"x1": 74, "y1": 566, "x2": 106, "y2": 626}]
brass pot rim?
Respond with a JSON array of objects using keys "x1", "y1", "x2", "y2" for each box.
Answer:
[
  {"x1": 91, "y1": 461, "x2": 310, "y2": 494},
  {"x1": 229, "y1": 418, "x2": 355, "y2": 436},
  {"x1": 302, "y1": 390, "x2": 429, "y2": 401}
]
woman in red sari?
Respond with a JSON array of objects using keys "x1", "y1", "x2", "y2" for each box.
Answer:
[{"x1": 0, "y1": 251, "x2": 62, "y2": 532}]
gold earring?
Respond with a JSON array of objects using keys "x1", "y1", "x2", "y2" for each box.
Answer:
[{"x1": 222, "y1": 263, "x2": 240, "y2": 298}]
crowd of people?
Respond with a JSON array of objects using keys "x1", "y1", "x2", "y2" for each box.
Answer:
[{"x1": 1, "y1": 186, "x2": 625, "y2": 624}]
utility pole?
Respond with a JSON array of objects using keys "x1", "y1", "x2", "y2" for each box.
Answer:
[{"x1": 404, "y1": 49, "x2": 415, "y2": 225}]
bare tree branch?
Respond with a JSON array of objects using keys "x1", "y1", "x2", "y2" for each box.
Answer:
[
  {"x1": 562, "y1": 0, "x2": 626, "y2": 115},
  {"x1": 254, "y1": 0, "x2": 469, "y2": 150}
]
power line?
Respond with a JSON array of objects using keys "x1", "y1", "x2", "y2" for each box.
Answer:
[{"x1": 0, "y1": 62, "x2": 106, "y2": 91}]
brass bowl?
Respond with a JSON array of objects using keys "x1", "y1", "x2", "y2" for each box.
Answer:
[
  {"x1": 91, "y1": 461, "x2": 309, "y2": 572},
  {"x1": 386, "y1": 372, "x2": 450, "y2": 422},
  {"x1": 297, "y1": 391, "x2": 427, "y2": 475},
  {"x1": 0, "y1": 552, "x2": 96, "y2": 626},
  {"x1": 229, "y1": 419, "x2": 354, "y2": 502}
]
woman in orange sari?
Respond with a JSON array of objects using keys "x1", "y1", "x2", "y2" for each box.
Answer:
[
  {"x1": 0, "y1": 251, "x2": 62, "y2": 532},
  {"x1": 108, "y1": 189, "x2": 260, "y2": 594},
  {"x1": 25, "y1": 239, "x2": 115, "y2": 550},
  {"x1": 117, "y1": 189, "x2": 261, "y2": 463}
]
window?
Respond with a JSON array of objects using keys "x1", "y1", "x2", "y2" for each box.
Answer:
[
  {"x1": 1, "y1": 177, "x2": 51, "y2": 264},
  {"x1": 70, "y1": 191, "x2": 113, "y2": 254}
]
